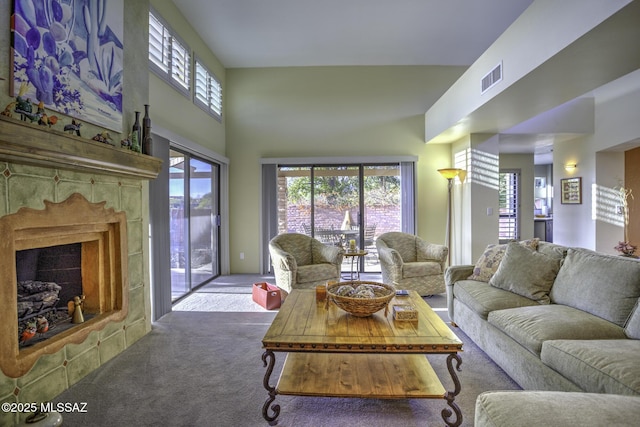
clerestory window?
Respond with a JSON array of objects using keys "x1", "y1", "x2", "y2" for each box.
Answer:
[
  {"x1": 194, "y1": 58, "x2": 222, "y2": 121},
  {"x1": 149, "y1": 8, "x2": 191, "y2": 97}
]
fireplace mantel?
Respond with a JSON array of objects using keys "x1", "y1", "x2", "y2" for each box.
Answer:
[{"x1": 0, "y1": 115, "x2": 162, "y2": 180}]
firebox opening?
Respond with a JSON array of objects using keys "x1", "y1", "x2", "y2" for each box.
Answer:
[
  {"x1": 16, "y1": 243, "x2": 96, "y2": 348},
  {"x1": 1, "y1": 193, "x2": 129, "y2": 378}
]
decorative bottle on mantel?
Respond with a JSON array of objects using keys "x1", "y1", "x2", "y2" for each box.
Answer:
[
  {"x1": 142, "y1": 104, "x2": 153, "y2": 155},
  {"x1": 131, "y1": 111, "x2": 142, "y2": 153},
  {"x1": 131, "y1": 111, "x2": 141, "y2": 153}
]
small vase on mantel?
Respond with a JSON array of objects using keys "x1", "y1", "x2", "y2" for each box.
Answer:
[{"x1": 142, "y1": 104, "x2": 153, "y2": 155}]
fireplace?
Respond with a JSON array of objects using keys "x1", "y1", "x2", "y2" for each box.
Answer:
[
  {"x1": 0, "y1": 193, "x2": 129, "y2": 378},
  {"x1": 16, "y1": 243, "x2": 86, "y2": 348}
]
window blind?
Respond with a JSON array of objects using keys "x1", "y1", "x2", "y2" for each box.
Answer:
[
  {"x1": 195, "y1": 59, "x2": 222, "y2": 119},
  {"x1": 149, "y1": 13, "x2": 169, "y2": 72},
  {"x1": 171, "y1": 38, "x2": 190, "y2": 91},
  {"x1": 148, "y1": 8, "x2": 190, "y2": 97},
  {"x1": 499, "y1": 171, "x2": 519, "y2": 242}
]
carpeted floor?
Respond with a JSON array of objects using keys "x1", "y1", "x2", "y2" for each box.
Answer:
[{"x1": 53, "y1": 275, "x2": 520, "y2": 426}]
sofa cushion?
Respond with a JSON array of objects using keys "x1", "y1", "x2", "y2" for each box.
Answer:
[
  {"x1": 475, "y1": 391, "x2": 640, "y2": 427},
  {"x1": 296, "y1": 263, "x2": 336, "y2": 284},
  {"x1": 488, "y1": 305, "x2": 626, "y2": 356},
  {"x1": 550, "y1": 248, "x2": 640, "y2": 326},
  {"x1": 454, "y1": 280, "x2": 539, "y2": 320},
  {"x1": 468, "y1": 239, "x2": 539, "y2": 282},
  {"x1": 489, "y1": 242, "x2": 561, "y2": 304},
  {"x1": 625, "y1": 300, "x2": 640, "y2": 339},
  {"x1": 541, "y1": 339, "x2": 640, "y2": 395},
  {"x1": 402, "y1": 261, "x2": 441, "y2": 279}
]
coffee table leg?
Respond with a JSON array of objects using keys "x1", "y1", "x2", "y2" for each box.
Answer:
[
  {"x1": 262, "y1": 350, "x2": 280, "y2": 425},
  {"x1": 442, "y1": 353, "x2": 463, "y2": 427}
]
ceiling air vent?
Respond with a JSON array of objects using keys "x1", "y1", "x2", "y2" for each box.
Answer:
[{"x1": 481, "y1": 62, "x2": 503, "y2": 94}]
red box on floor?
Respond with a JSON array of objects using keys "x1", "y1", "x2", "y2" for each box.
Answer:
[{"x1": 252, "y1": 282, "x2": 281, "y2": 310}]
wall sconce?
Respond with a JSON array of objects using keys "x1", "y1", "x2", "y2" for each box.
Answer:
[{"x1": 564, "y1": 163, "x2": 577, "y2": 172}]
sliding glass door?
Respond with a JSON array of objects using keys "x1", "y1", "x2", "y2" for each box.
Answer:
[
  {"x1": 277, "y1": 164, "x2": 402, "y2": 273},
  {"x1": 170, "y1": 149, "x2": 220, "y2": 301},
  {"x1": 313, "y1": 166, "x2": 360, "y2": 249}
]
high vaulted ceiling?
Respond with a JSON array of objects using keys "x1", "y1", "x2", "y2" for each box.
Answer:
[{"x1": 170, "y1": 0, "x2": 534, "y2": 68}]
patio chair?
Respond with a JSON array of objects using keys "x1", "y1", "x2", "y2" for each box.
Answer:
[
  {"x1": 269, "y1": 233, "x2": 345, "y2": 294},
  {"x1": 363, "y1": 224, "x2": 377, "y2": 249},
  {"x1": 314, "y1": 226, "x2": 343, "y2": 247},
  {"x1": 376, "y1": 232, "x2": 448, "y2": 296}
]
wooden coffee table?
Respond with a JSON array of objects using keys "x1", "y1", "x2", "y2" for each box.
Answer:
[{"x1": 261, "y1": 289, "x2": 464, "y2": 426}]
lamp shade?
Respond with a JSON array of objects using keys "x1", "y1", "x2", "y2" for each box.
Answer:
[{"x1": 438, "y1": 168, "x2": 462, "y2": 180}]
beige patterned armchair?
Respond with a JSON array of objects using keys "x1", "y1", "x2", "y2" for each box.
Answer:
[
  {"x1": 376, "y1": 232, "x2": 448, "y2": 296},
  {"x1": 269, "y1": 233, "x2": 345, "y2": 294}
]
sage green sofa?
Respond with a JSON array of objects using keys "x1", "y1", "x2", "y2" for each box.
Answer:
[
  {"x1": 269, "y1": 233, "x2": 344, "y2": 294},
  {"x1": 475, "y1": 391, "x2": 640, "y2": 427},
  {"x1": 376, "y1": 232, "x2": 448, "y2": 296},
  {"x1": 446, "y1": 241, "x2": 640, "y2": 400}
]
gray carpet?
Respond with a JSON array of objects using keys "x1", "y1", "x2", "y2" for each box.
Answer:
[{"x1": 53, "y1": 275, "x2": 520, "y2": 426}]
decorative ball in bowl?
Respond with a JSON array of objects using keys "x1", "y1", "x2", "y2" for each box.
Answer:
[{"x1": 326, "y1": 281, "x2": 396, "y2": 317}]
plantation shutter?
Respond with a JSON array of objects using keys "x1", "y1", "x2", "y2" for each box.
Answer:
[
  {"x1": 499, "y1": 171, "x2": 519, "y2": 242},
  {"x1": 195, "y1": 62, "x2": 207, "y2": 105},
  {"x1": 171, "y1": 38, "x2": 190, "y2": 91},
  {"x1": 210, "y1": 78, "x2": 222, "y2": 117},
  {"x1": 195, "y1": 59, "x2": 222, "y2": 119},
  {"x1": 148, "y1": 7, "x2": 191, "y2": 97},
  {"x1": 149, "y1": 12, "x2": 169, "y2": 72}
]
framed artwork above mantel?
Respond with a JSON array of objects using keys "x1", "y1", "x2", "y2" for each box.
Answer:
[
  {"x1": 10, "y1": 0, "x2": 124, "y2": 132},
  {"x1": 561, "y1": 177, "x2": 582, "y2": 204}
]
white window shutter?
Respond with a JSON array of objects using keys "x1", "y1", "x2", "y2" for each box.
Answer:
[
  {"x1": 149, "y1": 13, "x2": 169, "y2": 72},
  {"x1": 499, "y1": 171, "x2": 520, "y2": 242}
]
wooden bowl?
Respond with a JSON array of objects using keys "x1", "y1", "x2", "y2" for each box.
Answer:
[{"x1": 326, "y1": 281, "x2": 395, "y2": 317}]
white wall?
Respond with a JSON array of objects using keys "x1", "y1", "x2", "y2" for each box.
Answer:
[
  {"x1": 425, "y1": 0, "x2": 632, "y2": 143},
  {"x1": 551, "y1": 71, "x2": 640, "y2": 253},
  {"x1": 451, "y1": 134, "x2": 501, "y2": 264}
]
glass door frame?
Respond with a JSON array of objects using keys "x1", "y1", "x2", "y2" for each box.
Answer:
[
  {"x1": 275, "y1": 163, "x2": 403, "y2": 274},
  {"x1": 261, "y1": 157, "x2": 416, "y2": 275},
  {"x1": 170, "y1": 148, "x2": 221, "y2": 302}
]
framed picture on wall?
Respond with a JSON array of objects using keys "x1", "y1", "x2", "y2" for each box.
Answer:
[
  {"x1": 11, "y1": 0, "x2": 125, "y2": 132},
  {"x1": 561, "y1": 177, "x2": 582, "y2": 204}
]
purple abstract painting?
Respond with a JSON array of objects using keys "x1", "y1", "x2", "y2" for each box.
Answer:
[{"x1": 11, "y1": 0, "x2": 124, "y2": 132}]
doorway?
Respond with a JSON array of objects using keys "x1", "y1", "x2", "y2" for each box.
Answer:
[
  {"x1": 276, "y1": 164, "x2": 402, "y2": 273},
  {"x1": 170, "y1": 149, "x2": 221, "y2": 301}
]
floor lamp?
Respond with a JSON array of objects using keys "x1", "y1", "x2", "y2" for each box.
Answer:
[{"x1": 438, "y1": 168, "x2": 462, "y2": 265}]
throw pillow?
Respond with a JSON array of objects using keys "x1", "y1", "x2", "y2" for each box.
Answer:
[
  {"x1": 624, "y1": 300, "x2": 640, "y2": 339},
  {"x1": 468, "y1": 238, "x2": 539, "y2": 282},
  {"x1": 489, "y1": 242, "x2": 561, "y2": 304},
  {"x1": 550, "y1": 248, "x2": 640, "y2": 327}
]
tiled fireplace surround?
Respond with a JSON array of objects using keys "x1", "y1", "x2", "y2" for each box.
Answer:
[{"x1": 0, "y1": 117, "x2": 161, "y2": 425}]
